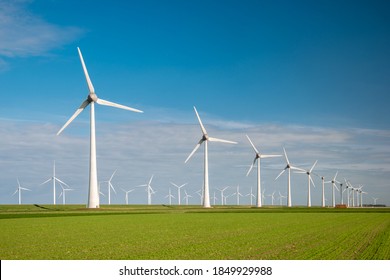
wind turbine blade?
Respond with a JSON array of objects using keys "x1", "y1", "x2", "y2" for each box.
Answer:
[
  {"x1": 110, "y1": 183, "x2": 116, "y2": 194},
  {"x1": 208, "y1": 137, "x2": 237, "y2": 144},
  {"x1": 55, "y1": 178, "x2": 70, "y2": 188},
  {"x1": 333, "y1": 171, "x2": 339, "y2": 181},
  {"x1": 40, "y1": 178, "x2": 52, "y2": 186},
  {"x1": 109, "y1": 170, "x2": 117, "y2": 182},
  {"x1": 96, "y1": 98, "x2": 143, "y2": 113},
  {"x1": 20, "y1": 187, "x2": 32, "y2": 191},
  {"x1": 12, "y1": 189, "x2": 18, "y2": 196},
  {"x1": 275, "y1": 168, "x2": 286, "y2": 180},
  {"x1": 148, "y1": 175, "x2": 154, "y2": 186},
  {"x1": 246, "y1": 158, "x2": 257, "y2": 177},
  {"x1": 261, "y1": 154, "x2": 282, "y2": 158},
  {"x1": 310, "y1": 160, "x2": 318, "y2": 173},
  {"x1": 246, "y1": 135, "x2": 259, "y2": 154},
  {"x1": 283, "y1": 147, "x2": 290, "y2": 164},
  {"x1": 193, "y1": 107, "x2": 208, "y2": 136},
  {"x1": 77, "y1": 47, "x2": 95, "y2": 94},
  {"x1": 184, "y1": 139, "x2": 203, "y2": 163},
  {"x1": 290, "y1": 165, "x2": 305, "y2": 172},
  {"x1": 310, "y1": 176, "x2": 316, "y2": 188},
  {"x1": 57, "y1": 99, "x2": 90, "y2": 135}
]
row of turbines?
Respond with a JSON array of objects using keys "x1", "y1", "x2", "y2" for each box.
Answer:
[{"x1": 10, "y1": 48, "x2": 372, "y2": 208}]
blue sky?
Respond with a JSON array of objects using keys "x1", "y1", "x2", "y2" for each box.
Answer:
[{"x1": 0, "y1": 0, "x2": 389, "y2": 206}]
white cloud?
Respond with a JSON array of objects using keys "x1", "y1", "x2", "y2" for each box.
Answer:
[
  {"x1": 0, "y1": 0, "x2": 83, "y2": 58},
  {"x1": 0, "y1": 116, "x2": 389, "y2": 206}
]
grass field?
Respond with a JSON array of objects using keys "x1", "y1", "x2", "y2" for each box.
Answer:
[{"x1": 0, "y1": 204, "x2": 389, "y2": 260}]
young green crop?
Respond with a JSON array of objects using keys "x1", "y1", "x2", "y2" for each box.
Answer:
[{"x1": 0, "y1": 205, "x2": 389, "y2": 259}]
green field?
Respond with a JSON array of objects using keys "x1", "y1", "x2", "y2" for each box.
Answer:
[{"x1": 0, "y1": 205, "x2": 389, "y2": 260}]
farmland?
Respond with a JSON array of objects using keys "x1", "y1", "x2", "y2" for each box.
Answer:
[{"x1": 0, "y1": 205, "x2": 389, "y2": 260}]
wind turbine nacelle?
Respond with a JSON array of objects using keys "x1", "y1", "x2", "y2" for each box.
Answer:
[{"x1": 88, "y1": 93, "x2": 98, "y2": 102}]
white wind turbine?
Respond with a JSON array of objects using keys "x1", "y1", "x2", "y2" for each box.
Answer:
[
  {"x1": 56, "y1": 47, "x2": 143, "y2": 208},
  {"x1": 267, "y1": 191, "x2": 276, "y2": 206},
  {"x1": 121, "y1": 188, "x2": 135, "y2": 205},
  {"x1": 40, "y1": 161, "x2": 69, "y2": 205},
  {"x1": 217, "y1": 186, "x2": 229, "y2": 206},
  {"x1": 325, "y1": 171, "x2": 340, "y2": 207},
  {"x1": 275, "y1": 148, "x2": 305, "y2": 207},
  {"x1": 247, "y1": 186, "x2": 256, "y2": 206},
  {"x1": 165, "y1": 188, "x2": 175, "y2": 205},
  {"x1": 295, "y1": 160, "x2": 318, "y2": 207},
  {"x1": 246, "y1": 135, "x2": 281, "y2": 207},
  {"x1": 183, "y1": 190, "x2": 192, "y2": 205},
  {"x1": 195, "y1": 189, "x2": 204, "y2": 205},
  {"x1": 233, "y1": 185, "x2": 244, "y2": 205},
  {"x1": 102, "y1": 170, "x2": 117, "y2": 205},
  {"x1": 12, "y1": 179, "x2": 31, "y2": 205},
  {"x1": 170, "y1": 182, "x2": 187, "y2": 206},
  {"x1": 138, "y1": 175, "x2": 156, "y2": 205},
  {"x1": 59, "y1": 184, "x2": 74, "y2": 205},
  {"x1": 278, "y1": 191, "x2": 287, "y2": 206},
  {"x1": 212, "y1": 191, "x2": 218, "y2": 205},
  {"x1": 185, "y1": 107, "x2": 237, "y2": 208}
]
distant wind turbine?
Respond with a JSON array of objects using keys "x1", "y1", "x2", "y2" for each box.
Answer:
[
  {"x1": 121, "y1": 188, "x2": 135, "y2": 205},
  {"x1": 295, "y1": 160, "x2": 318, "y2": 207},
  {"x1": 246, "y1": 186, "x2": 255, "y2": 206},
  {"x1": 233, "y1": 185, "x2": 244, "y2": 205},
  {"x1": 325, "y1": 171, "x2": 340, "y2": 207},
  {"x1": 12, "y1": 179, "x2": 31, "y2": 205},
  {"x1": 170, "y1": 182, "x2": 187, "y2": 206},
  {"x1": 59, "y1": 184, "x2": 74, "y2": 205},
  {"x1": 246, "y1": 135, "x2": 281, "y2": 207},
  {"x1": 275, "y1": 148, "x2": 305, "y2": 207},
  {"x1": 183, "y1": 190, "x2": 192, "y2": 205},
  {"x1": 185, "y1": 107, "x2": 237, "y2": 208},
  {"x1": 320, "y1": 176, "x2": 326, "y2": 207},
  {"x1": 40, "y1": 161, "x2": 69, "y2": 205},
  {"x1": 56, "y1": 47, "x2": 143, "y2": 208},
  {"x1": 217, "y1": 186, "x2": 229, "y2": 206},
  {"x1": 102, "y1": 170, "x2": 117, "y2": 205},
  {"x1": 165, "y1": 188, "x2": 175, "y2": 205},
  {"x1": 137, "y1": 175, "x2": 156, "y2": 205}
]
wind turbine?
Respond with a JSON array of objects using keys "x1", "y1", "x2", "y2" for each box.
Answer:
[
  {"x1": 278, "y1": 191, "x2": 287, "y2": 206},
  {"x1": 267, "y1": 191, "x2": 276, "y2": 206},
  {"x1": 295, "y1": 160, "x2": 318, "y2": 207},
  {"x1": 185, "y1": 107, "x2": 237, "y2": 208},
  {"x1": 233, "y1": 185, "x2": 244, "y2": 205},
  {"x1": 195, "y1": 189, "x2": 204, "y2": 205},
  {"x1": 246, "y1": 186, "x2": 255, "y2": 206},
  {"x1": 56, "y1": 47, "x2": 143, "y2": 208},
  {"x1": 121, "y1": 188, "x2": 135, "y2": 205},
  {"x1": 217, "y1": 186, "x2": 229, "y2": 206},
  {"x1": 212, "y1": 191, "x2": 218, "y2": 205},
  {"x1": 246, "y1": 135, "x2": 281, "y2": 207},
  {"x1": 165, "y1": 188, "x2": 175, "y2": 205},
  {"x1": 325, "y1": 171, "x2": 340, "y2": 207},
  {"x1": 275, "y1": 148, "x2": 305, "y2": 207},
  {"x1": 59, "y1": 184, "x2": 74, "y2": 205},
  {"x1": 40, "y1": 161, "x2": 69, "y2": 205},
  {"x1": 170, "y1": 182, "x2": 187, "y2": 206},
  {"x1": 138, "y1": 175, "x2": 156, "y2": 205},
  {"x1": 12, "y1": 179, "x2": 31, "y2": 205},
  {"x1": 372, "y1": 197, "x2": 379, "y2": 205},
  {"x1": 183, "y1": 190, "x2": 192, "y2": 205},
  {"x1": 102, "y1": 170, "x2": 117, "y2": 205}
]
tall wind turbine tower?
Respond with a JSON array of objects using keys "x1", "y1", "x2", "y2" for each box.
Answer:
[
  {"x1": 185, "y1": 107, "x2": 237, "y2": 208},
  {"x1": 295, "y1": 160, "x2": 318, "y2": 207},
  {"x1": 275, "y1": 148, "x2": 304, "y2": 207},
  {"x1": 246, "y1": 135, "x2": 281, "y2": 207},
  {"x1": 56, "y1": 48, "x2": 143, "y2": 208}
]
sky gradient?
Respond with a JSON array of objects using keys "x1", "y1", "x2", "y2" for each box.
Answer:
[{"x1": 0, "y1": 0, "x2": 389, "y2": 206}]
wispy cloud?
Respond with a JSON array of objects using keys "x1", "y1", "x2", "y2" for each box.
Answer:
[
  {"x1": 0, "y1": 0, "x2": 83, "y2": 59},
  {"x1": 0, "y1": 115, "x2": 389, "y2": 205}
]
